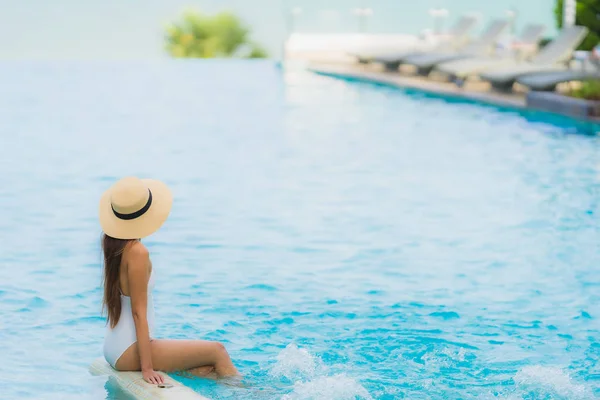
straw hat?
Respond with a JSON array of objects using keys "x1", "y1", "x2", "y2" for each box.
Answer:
[{"x1": 99, "y1": 177, "x2": 173, "y2": 239}]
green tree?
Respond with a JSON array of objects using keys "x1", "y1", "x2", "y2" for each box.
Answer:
[
  {"x1": 165, "y1": 10, "x2": 268, "y2": 58},
  {"x1": 555, "y1": 0, "x2": 600, "y2": 50}
]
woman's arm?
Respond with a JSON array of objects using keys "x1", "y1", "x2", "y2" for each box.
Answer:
[{"x1": 127, "y1": 243, "x2": 163, "y2": 384}]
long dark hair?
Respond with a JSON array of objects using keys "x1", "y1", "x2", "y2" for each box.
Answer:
[{"x1": 102, "y1": 234, "x2": 135, "y2": 328}]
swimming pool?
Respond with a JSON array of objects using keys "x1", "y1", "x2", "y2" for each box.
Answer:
[{"x1": 0, "y1": 60, "x2": 599, "y2": 399}]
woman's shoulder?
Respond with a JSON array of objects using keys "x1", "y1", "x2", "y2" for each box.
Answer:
[{"x1": 124, "y1": 240, "x2": 150, "y2": 263}]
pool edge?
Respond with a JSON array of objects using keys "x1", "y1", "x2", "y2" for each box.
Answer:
[
  {"x1": 89, "y1": 358, "x2": 209, "y2": 400},
  {"x1": 307, "y1": 63, "x2": 600, "y2": 135}
]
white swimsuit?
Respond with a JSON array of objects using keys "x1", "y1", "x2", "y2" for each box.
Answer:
[{"x1": 103, "y1": 271, "x2": 156, "y2": 368}]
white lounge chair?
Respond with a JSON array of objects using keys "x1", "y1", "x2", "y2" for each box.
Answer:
[
  {"x1": 516, "y1": 69, "x2": 600, "y2": 91},
  {"x1": 401, "y1": 19, "x2": 510, "y2": 75},
  {"x1": 365, "y1": 15, "x2": 478, "y2": 67},
  {"x1": 434, "y1": 24, "x2": 546, "y2": 82},
  {"x1": 479, "y1": 25, "x2": 589, "y2": 91}
]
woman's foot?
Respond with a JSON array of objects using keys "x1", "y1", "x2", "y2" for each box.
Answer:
[{"x1": 219, "y1": 375, "x2": 247, "y2": 388}]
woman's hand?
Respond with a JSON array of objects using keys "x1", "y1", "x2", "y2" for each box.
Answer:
[{"x1": 142, "y1": 368, "x2": 165, "y2": 385}]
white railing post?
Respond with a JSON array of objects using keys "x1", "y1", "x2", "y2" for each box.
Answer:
[{"x1": 563, "y1": 0, "x2": 576, "y2": 27}]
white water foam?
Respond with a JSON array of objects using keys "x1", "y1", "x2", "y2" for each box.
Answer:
[
  {"x1": 513, "y1": 365, "x2": 590, "y2": 399},
  {"x1": 420, "y1": 346, "x2": 470, "y2": 370},
  {"x1": 271, "y1": 344, "x2": 372, "y2": 400},
  {"x1": 282, "y1": 375, "x2": 372, "y2": 400},
  {"x1": 270, "y1": 343, "x2": 322, "y2": 380}
]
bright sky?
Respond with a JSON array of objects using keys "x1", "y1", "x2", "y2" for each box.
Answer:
[{"x1": 0, "y1": 0, "x2": 556, "y2": 60}]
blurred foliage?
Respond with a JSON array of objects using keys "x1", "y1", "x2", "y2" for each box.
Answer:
[
  {"x1": 569, "y1": 80, "x2": 600, "y2": 100},
  {"x1": 165, "y1": 10, "x2": 268, "y2": 58},
  {"x1": 555, "y1": 0, "x2": 600, "y2": 50}
]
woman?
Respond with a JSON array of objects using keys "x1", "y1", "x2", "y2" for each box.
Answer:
[{"x1": 100, "y1": 176, "x2": 239, "y2": 384}]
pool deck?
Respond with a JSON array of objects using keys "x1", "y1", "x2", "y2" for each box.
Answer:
[{"x1": 308, "y1": 62, "x2": 527, "y2": 110}]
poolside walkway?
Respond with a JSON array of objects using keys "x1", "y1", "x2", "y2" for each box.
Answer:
[{"x1": 308, "y1": 62, "x2": 527, "y2": 110}]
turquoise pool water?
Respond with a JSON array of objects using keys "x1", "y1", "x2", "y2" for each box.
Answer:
[{"x1": 0, "y1": 60, "x2": 599, "y2": 400}]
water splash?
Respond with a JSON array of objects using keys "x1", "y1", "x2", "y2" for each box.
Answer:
[
  {"x1": 270, "y1": 344, "x2": 321, "y2": 381},
  {"x1": 271, "y1": 344, "x2": 372, "y2": 399},
  {"x1": 422, "y1": 346, "x2": 472, "y2": 369},
  {"x1": 282, "y1": 375, "x2": 372, "y2": 400},
  {"x1": 513, "y1": 365, "x2": 590, "y2": 399}
]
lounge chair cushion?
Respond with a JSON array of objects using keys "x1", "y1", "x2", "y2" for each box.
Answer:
[
  {"x1": 436, "y1": 57, "x2": 516, "y2": 78},
  {"x1": 403, "y1": 53, "x2": 469, "y2": 69},
  {"x1": 372, "y1": 51, "x2": 420, "y2": 64},
  {"x1": 480, "y1": 64, "x2": 569, "y2": 85},
  {"x1": 517, "y1": 70, "x2": 600, "y2": 91}
]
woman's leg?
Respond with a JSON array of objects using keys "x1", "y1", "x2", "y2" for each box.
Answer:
[{"x1": 115, "y1": 339, "x2": 239, "y2": 378}]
